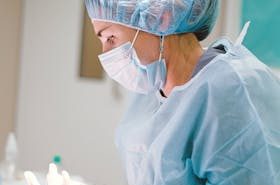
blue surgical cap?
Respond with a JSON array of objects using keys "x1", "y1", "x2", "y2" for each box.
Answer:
[{"x1": 85, "y1": 0, "x2": 219, "y2": 41}]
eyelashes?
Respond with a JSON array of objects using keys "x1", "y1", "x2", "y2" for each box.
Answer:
[
  {"x1": 100, "y1": 35, "x2": 116, "y2": 52},
  {"x1": 107, "y1": 35, "x2": 115, "y2": 45}
]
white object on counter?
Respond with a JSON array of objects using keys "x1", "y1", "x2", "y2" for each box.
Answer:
[
  {"x1": 0, "y1": 132, "x2": 20, "y2": 183},
  {"x1": 24, "y1": 163, "x2": 91, "y2": 185},
  {"x1": 1, "y1": 171, "x2": 89, "y2": 185}
]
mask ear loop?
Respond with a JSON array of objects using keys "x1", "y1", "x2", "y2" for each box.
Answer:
[
  {"x1": 124, "y1": 29, "x2": 140, "y2": 59},
  {"x1": 130, "y1": 29, "x2": 140, "y2": 49}
]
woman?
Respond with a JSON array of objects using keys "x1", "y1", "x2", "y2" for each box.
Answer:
[
  {"x1": 85, "y1": 0, "x2": 280, "y2": 185},
  {"x1": 25, "y1": 0, "x2": 280, "y2": 185}
]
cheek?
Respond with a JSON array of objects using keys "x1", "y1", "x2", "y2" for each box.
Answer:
[
  {"x1": 101, "y1": 36, "x2": 132, "y2": 53},
  {"x1": 101, "y1": 39, "x2": 119, "y2": 53},
  {"x1": 135, "y1": 40, "x2": 160, "y2": 65},
  {"x1": 99, "y1": 38, "x2": 112, "y2": 53},
  {"x1": 102, "y1": 44, "x2": 112, "y2": 53}
]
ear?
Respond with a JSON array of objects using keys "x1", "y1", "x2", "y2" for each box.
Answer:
[{"x1": 159, "y1": 11, "x2": 172, "y2": 32}]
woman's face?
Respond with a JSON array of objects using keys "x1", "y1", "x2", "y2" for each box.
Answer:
[{"x1": 92, "y1": 20, "x2": 161, "y2": 65}]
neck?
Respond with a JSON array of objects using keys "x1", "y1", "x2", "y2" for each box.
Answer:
[{"x1": 162, "y1": 33, "x2": 203, "y2": 96}]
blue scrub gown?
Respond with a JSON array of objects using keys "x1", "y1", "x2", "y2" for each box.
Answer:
[{"x1": 115, "y1": 28, "x2": 280, "y2": 185}]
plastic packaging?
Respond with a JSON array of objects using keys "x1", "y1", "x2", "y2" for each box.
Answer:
[{"x1": 0, "y1": 133, "x2": 19, "y2": 183}]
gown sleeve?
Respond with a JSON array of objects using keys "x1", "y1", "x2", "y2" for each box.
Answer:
[{"x1": 191, "y1": 61, "x2": 280, "y2": 185}]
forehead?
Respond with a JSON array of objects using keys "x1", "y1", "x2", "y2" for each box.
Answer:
[
  {"x1": 92, "y1": 20, "x2": 112, "y2": 34},
  {"x1": 92, "y1": 20, "x2": 135, "y2": 36}
]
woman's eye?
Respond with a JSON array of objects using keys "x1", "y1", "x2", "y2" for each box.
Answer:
[{"x1": 107, "y1": 36, "x2": 115, "y2": 44}]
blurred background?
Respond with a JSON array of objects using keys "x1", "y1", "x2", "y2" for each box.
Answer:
[{"x1": 0, "y1": 0, "x2": 279, "y2": 185}]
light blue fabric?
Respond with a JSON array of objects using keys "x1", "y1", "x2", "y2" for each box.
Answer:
[
  {"x1": 115, "y1": 38, "x2": 280, "y2": 185},
  {"x1": 84, "y1": 0, "x2": 219, "y2": 40}
]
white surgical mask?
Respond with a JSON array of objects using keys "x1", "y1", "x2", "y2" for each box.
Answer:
[{"x1": 98, "y1": 30, "x2": 166, "y2": 94}]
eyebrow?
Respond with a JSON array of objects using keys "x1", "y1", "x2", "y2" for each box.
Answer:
[{"x1": 97, "y1": 25, "x2": 112, "y2": 37}]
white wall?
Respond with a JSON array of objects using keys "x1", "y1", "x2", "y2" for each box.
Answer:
[
  {"x1": 16, "y1": 1, "x2": 242, "y2": 185},
  {"x1": 203, "y1": 0, "x2": 242, "y2": 46},
  {"x1": 16, "y1": 1, "x2": 128, "y2": 185}
]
